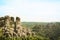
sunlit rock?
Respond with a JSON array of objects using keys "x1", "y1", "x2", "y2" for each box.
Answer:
[{"x1": 0, "y1": 15, "x2": 34, "y2": 37}]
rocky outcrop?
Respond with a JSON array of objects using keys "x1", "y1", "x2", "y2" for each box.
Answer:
[{"x1": 0, "y1": 16, "x2": 34, "y2": 37}]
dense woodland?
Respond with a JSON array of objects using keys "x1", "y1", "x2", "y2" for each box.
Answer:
[{"x1": 22, "y1": 22, "x2": 60, "y2": 40}]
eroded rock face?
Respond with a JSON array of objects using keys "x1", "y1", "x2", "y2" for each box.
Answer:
[{"x1": 0, "y1": 16, "x2": 33, "y2": 37}]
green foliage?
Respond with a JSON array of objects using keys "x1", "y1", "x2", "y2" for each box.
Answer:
[
  {"x1": 0, "y1": 36, "x2": 50, "y2": 40},
  {"x1": 32, "y1": 22, "x2": 60, "y2": 40},
  {"x1": 0, "y1": 22, "x2": 60, "y2": 40}
]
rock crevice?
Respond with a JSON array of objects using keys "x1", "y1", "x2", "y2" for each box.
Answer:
[{"x1": 0, "y1": 16, "x2": 33, "y2": 37}]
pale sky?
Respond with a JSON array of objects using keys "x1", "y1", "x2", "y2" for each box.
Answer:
[{"x1": 0, "y1": 0, "x2": 60, "y2": 22}]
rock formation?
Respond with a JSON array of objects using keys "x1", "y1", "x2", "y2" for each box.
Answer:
[{"x1": 0, "y1": 16, "x2": 33, "y2": 37}]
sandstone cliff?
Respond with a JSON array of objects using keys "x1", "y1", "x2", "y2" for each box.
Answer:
[{"x1": 0, "y1": 16, "x2": 34, "y2": 38}]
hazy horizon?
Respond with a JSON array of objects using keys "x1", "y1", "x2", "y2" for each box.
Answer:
[{"x1": 0, "y1": 0, "x2": 60, "y2": 22}]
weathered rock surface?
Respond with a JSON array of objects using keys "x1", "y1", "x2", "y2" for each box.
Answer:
[{"x1": 0, "y1": 16, "x2": 34, "y2": 37}]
